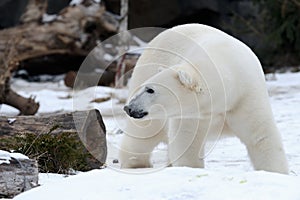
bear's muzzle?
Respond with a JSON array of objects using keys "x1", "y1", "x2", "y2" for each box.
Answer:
[{"x1": 123, "y1": 105, "x2": 148, "y2": 119}]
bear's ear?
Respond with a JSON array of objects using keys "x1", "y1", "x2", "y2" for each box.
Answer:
[
  {"x1": 177, "y1": 70, "x2": 193, "y2": 87},
  {"x1": 177, "y1": 70, "x2": 202, "y2": 93}
]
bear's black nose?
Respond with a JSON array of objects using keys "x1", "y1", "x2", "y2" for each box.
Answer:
[
  {"x1": 123, "y1": 105, "x2": 148, "y2": 119},
  {"x1": 124, "y1": 105, "x2": 131, "y2": 116}
]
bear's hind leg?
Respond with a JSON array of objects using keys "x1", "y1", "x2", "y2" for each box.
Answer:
[
  {"x1": 245, "y1": 131, "x2": 289, "y2": 174},
  {"x1": 227, "y1": 102, "x2": 289, "y2": 174}
]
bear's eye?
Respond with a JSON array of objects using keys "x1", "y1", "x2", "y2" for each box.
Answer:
[{"x1": 145, "y1": 87, "x2": 154, "y2": 94}]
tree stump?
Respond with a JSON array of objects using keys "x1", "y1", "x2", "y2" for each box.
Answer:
[{"x1": 0, "y1": 151, "x2": 38, "y2": 198}]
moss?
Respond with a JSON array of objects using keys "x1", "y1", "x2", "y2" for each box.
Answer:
[{"x1": 0, "y1": 132, "x2": 101, "y2": 174}]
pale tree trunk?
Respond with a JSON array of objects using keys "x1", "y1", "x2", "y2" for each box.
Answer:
[{"x1": 115, "y1": 0, "x2": 129, "y2": 88}]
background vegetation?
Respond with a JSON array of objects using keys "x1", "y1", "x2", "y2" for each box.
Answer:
[{"x1": 228, "y1": 0, "x2": 300, "y2": 68}]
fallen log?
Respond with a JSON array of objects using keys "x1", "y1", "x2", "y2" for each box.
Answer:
[
  {"x1": 0, "y1": 109, "x2": 107, "y2": 166},
  {"x1": 0, "y1": 0, "x2": 119, "y2": 115}
]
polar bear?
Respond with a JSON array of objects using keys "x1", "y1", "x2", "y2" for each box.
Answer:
[{"x1": 119, "y1": 24, "x2": 288, "y2": 174}]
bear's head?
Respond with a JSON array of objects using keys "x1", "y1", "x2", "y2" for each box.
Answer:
[{"x1": 124, "y1": 66, "x2": 206, "y2": 119}]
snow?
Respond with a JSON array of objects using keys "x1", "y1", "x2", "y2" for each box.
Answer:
[
  {"x1": 0, "y1": 150, "x2": 29, "y2": 165},
  {"x1": 0, "y1": 150, "x2": 11, "y2": 165},
  {"x1": 0, "y1": 79, "x2": 126, "y2": 116},
  {"x1": 69, "y1": 0, "x2": 102, "y2": 6},
  {"x1": 0, "y1": 72, "x2": 299, "y2": 199},
  {"x1": 69, "y1": 0, "x2": 84, "y2": 6},
  {"x1": 42, "y1": 14, "x2": 57, "y2": 23},
  {"x1": 7, "y1": 118, "x2": 16, "y2": 124},
  {"x1": 13, "y1": 168, "x2": 300, "y2": 200},
  {"x1": 103, "y1": 53, "x2": 114, "y2": 61},
  {"x1": 9, "y1": 152, "x2": 29, "y2": 160},
  {"x1": 38, "y1": 173, "x2": 67, "y2": 186}
]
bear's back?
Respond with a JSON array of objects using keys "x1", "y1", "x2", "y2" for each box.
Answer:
[{"x1": 130, "y1": 24, "x2": 266, "y2": 102}]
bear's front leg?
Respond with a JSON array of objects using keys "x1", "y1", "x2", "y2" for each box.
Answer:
[
  {"x1": 119, "y1": 119, "x2": 167, "y2": 168},
  {"x1": 168, "y1": 119, "x2": 208, "y2": 168},
  {"x1": 119, "y1": 134, "x2": 153, "y2": 168}
]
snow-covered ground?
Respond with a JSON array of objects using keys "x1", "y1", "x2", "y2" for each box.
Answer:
[
  {"x1": 13, "y1": 168, "x2": 300, "y2": 200},
  {"x1": 0, "y1": 72, "x2": 300, "y2": 199}
]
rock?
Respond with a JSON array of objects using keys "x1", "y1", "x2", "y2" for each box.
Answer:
[{"x1": 0, "y1": 151, "x2": 38, "y2": 198}]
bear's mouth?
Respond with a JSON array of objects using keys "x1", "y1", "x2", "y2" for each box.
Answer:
[
  {"x1": 131, "y1": 111, "x2": 148, "y2": 119},
  {"x1": 123, "y1": 106, "x2": 148, "y2": 119}
]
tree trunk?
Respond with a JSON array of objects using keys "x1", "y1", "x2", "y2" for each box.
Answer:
[
  {"x1": 4, "y1": 89, "x2": 39, "y2": 115},
  {"x1": 115, "y1": 0, "x2": 129, "y2": 88},
  {"x1": 0, "y1": 0, "x2": 119, "y2": 115}
]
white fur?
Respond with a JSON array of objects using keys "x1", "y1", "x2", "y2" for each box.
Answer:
[{"x1": 119, "y1": 24, "x2": 289, "y2": 174}]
